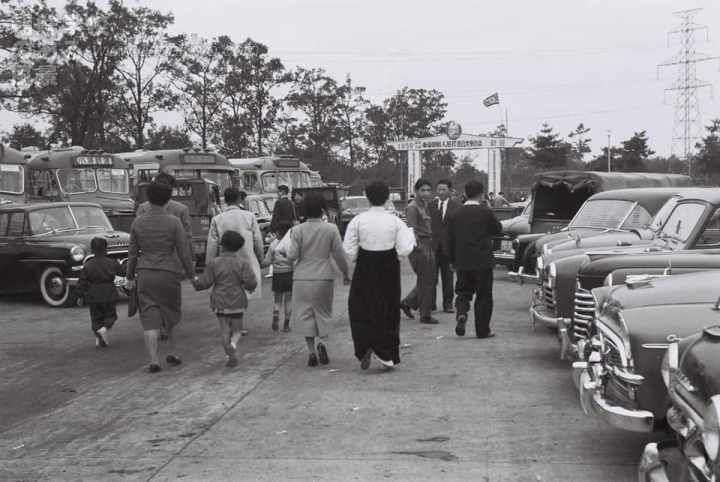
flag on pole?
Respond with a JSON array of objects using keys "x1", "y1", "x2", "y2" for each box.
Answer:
[{"x1": 483, "y1": 93, "x2": 499, "y2": 107}]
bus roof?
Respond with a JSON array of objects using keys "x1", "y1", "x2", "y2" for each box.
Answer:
[
  {"x1": 229, "y1": 155, "x2": 310, "y2": 171},
  {"x1": 27, "y1": 147, "x2": 128, "y2": 169},
  {"x1": 123, "y1": 148, "x2": 234, "y2": 171},
  {"x1": 0, "y1": 144, "x2": 29, "y2": 165}
]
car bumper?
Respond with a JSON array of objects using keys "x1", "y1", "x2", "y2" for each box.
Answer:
[
  {"x1": 558, "y1": 318, "x2": 581, "y2": 362},
  {"x1": 638, "y1": 441, "x2": 680, "y2": 482},
  {"x1": 578, "y1": 367, "x2": 655, "y2": 432},
  {"x1": 530, "y1": 303, "x2": 561, "y2": 329},
  {"x1": 512, "y1": 266, "x2": 540, "y2": 285},
  {"x1": 493, "y1": 251, "x2": 514, "y2": 267}
]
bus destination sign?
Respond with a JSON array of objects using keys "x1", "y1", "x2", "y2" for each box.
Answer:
[
  {"x1": 73, "y1": 156, "x2": 114, "y2": 166},
  {"x1": 274, "y1": 158, "x2": 300, "y2": 168},
  {"x1": 182, "y1": 154, "x2": 215, "y2": 164}
]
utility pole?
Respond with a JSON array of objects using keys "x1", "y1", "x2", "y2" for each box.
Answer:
[
  {"x1": 657, "y1": 8, "x2": 720, "y2": 177},
  {"x1": 607, "y1": 130, "x2": 612, "y2": 172}
]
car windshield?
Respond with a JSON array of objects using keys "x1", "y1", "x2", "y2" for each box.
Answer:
[
  {"x1": 344, "y1": 198, "x2": 371, "y2": 210},
  {"x1": 261, "y1": 171, "x2": 312, "y2": 192},
  {"x1": 657, "y1": 202, "x2": 706, "y2": 244},
  {"x1": 384, "y1": 201, "x2": 395, "y2": 211},
  {"x1": 97, "y1": 168, "x2": 129, "y2": 194},
  {"x1": 0, "y1": 164, "x2": 24, "y2": 194},
  {"x1": 29, "y1": 205, "x2": 112, "y2": 234},
  {"x1": 56, "y1": 168, "x2": 97, "y2": 194},
  {"x1": 569, "y1": 200, "x2": 640, "y2": 230},
  {"x1": 648, "y1": 196, "x2": 679, "y2": 232}
]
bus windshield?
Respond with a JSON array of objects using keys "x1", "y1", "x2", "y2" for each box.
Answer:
[
  {"x1": 56, "y1": 168, "x2": 97, "y2": 194},
  {"x1": 168, "y1": 169, "x2": 233, "y2": 192},
  {"x1": 0, "y1": 164, "x2": 24, "y2": 194},
  {"x1": 97, "y1": 168, "x2": 129, "y2": 194},
  {"x1": 261, "y1": 171, "x2": 312, "y2": 192}
]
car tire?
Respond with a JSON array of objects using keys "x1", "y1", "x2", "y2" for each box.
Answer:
[{"x1": 39, "y1": 266, "x2": 78, "y2": 308}]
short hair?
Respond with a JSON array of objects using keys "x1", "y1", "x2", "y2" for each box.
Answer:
[
  {"x1": 498, "y1": 191, "x2": 505, "y2": 195},
  {"x1": 414, "y1": 178, "x2": 431, "y2": 191},
  {"x1": 303, "y1": 190, "x2": 326, "y2": 218},
  {"x1": 437, "y1": 179, "x2": 452, "y2": 189},
  {"x1": 90, "y1": 237, "x2": 108, "y2": 255},
  {"x1": 294, "y1": 191, "x2": 304, "y2": 198},
  {"x1": 276, "y1": 220, "x2": 293, "y2": 238},
  {"x1": 147, "y1": 181, "x2": 172, "y2": 206},
  {"x1": 465, "y1": 181, "x2": 485, "y2": 199},
  {"x1": 365, "y1": 180, "x2": 389, "y2": 206},
  {"x1": 489, "y1": 191, "x2": 495, "y2": 195},
  {"x1": 155, "y1": 172, "x2": 177, "y2": 188},
  {"x1": 220, "y1": 230, "x2": 245, "y2": 252},
  {"x1": 278, "y1": 185, "x2": 289, "y2": 195},
  {"x1": 224, "y1": 187, "x2": 241, "y2": 204},
  {"x1": 239, "y1": 190, "x2": 247, "y2": 202}
]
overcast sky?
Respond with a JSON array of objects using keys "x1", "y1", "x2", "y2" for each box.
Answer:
[{"x1": 13, "y1": 0, "x2": 720, "y2": 164}]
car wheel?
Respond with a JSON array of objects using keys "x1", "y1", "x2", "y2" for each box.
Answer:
[{"x1": 39, "y1": 266, "x2": 78, "y2": 308}]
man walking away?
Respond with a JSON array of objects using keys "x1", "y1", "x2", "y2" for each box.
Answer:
[
  {"x1": 400, "y1": 178, "x2": 439, "y2": 325},
  {"x1": 448, "y1": 181, "x2": 502, "y2": 338},
  {"x1": 270, "y1": 185, "x2": 296, "y2": 234},
  {"x1": 429, "y1": 179, "x2": 461, "y2": 313}
]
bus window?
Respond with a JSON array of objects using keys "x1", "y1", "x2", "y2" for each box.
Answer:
[
  {"x1": 243, "y1": 172, "x2": 260, "y2": 193},
  {"x1": 168, "y1": 169, "x2": 232, "y2": 192},
  {"x1": 0, "y1": 164, "x2": 24, "y2": 194},
  {"x1": 97, "y1": 168, "x2": 129, "y2": 194},
  {"x1": 57, "y1": 168, "x2": 97, "y2": 194}
]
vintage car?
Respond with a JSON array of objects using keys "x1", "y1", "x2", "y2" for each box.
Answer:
[
  {"x1": 244, "y1": 193, "x2": 273, "y2": 251},
  {"x1": 561, "y1": 188, "x2": 720, "y2": 360},
  {"x1": 292, "y1": 186, "x2": 343, "y2": 234},
  {"x1": 0, "y1": 202, "x2": 130, "y2": 307},
  {"x1": 574, "y1": 270, "x2": 720, "y2": 433},
  {"x1": 493, "y1": 199, "x2": 532, "y2": 266},
  {"x1": 529, "y1": 188, "x2": 696, "y2": 332},
  {"x1": 340, "y1": 195, "x2": 399, "y2": 235},
  {"x1": 505, "y1": 170, "x2": 692, "y2": 279},
  {"x1": 639, "y1": 326, "x2": 720, "y2": 482}
]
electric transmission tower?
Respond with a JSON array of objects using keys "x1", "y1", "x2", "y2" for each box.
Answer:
[{"x1": 657, "y1": 8, "x2": 719, "y2": 176}]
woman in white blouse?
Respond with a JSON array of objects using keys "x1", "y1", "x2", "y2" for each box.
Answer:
[{"x1": 343, "y1": 181, "x2": 415, "y2": 370}]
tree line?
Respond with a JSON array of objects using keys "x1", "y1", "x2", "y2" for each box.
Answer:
[{"x1": 1, "y1": 0, "x2": 719, "y2": 192}]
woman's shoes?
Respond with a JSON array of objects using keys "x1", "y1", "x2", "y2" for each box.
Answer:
[
  {"x1": 283, "y1": 321, "x2": 291, "y2": 332},
  {"x1": 360, "y1": 348, "x2": 373, "y2": 370},
  {"x1": 149, "y1": 364, "x2": 161, "y2": 373},
  {"x1": 166, "y1": 355, "x2": 182, "y2": 366},
  {"x1": 317, "y1": 343, "x2": 329, "y2": 365},
  {"x1": 308, "y1": 353, "x2": 319, "y2": 367},
  {"x1": 372, "y1": 353, "x2": 395, "y2": 368}
]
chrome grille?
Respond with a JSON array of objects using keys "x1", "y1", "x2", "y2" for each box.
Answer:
[
  {"x1": 573, "y1": 284, "x2": 595, "y2": 341},
  {"x1": 602, "y1": 337, "x2": 623, "y2": 367},
  {"x1": 543, "y1": 280, "x2": 555, "y2": 311}
]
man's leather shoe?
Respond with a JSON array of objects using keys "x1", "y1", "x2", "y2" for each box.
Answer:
[
  {"x1": 420, "y1": 317, "x2": 439, "y2": 325},
  {"x1": 455, "y1": 315, "x2": 467, "y2": 336},
  {"x1": 444, "y1": 308, "x2": 455, "y2": 314},
  {"x1": 477, "y1": 332, "x2": 496, "y2": 339},
  {"x1": 399, "y1": 303, "x2": 415, "y2": 319}
]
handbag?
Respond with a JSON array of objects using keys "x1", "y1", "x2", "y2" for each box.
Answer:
[{"x1": 127, "y1": 283, "x2": 139, "y2": 317}]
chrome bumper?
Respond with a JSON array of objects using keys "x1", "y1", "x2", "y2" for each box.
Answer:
[
  {"x1": 519, "y1": 266, "x2": 540, "y2": 285},
  {"x1": 578, "y1": 367, "x2": 655, "y2": 432},
  {"x1": 493, "y1": 251, "x2": 514, "y2": 267},
  {"x1": 508, "y1": 268, "x2": 520, "y2": 282},
  {"x1": 558, "y1": 318, "x2": 581, "y2": 362},
  {"x1": 638, "y1": 441, "x2": 679, "y2": 482},
  {"x1": 530, "y1": 304, "x2": 561, "y2": 329}
]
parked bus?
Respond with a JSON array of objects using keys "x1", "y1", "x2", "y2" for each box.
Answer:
[
  {"x1": 0, "y1": 144, "x2": 30, "y2": 205},
  {"x1": 229, "y1": 155, "x2": 318, "y2": 195},
  {"x1": 26, "y1": 147, "x2": 134, "y2": 225}
]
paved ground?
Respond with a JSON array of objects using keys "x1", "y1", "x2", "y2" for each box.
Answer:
[{"x1": 0, "y1": 262, "x2": 664, "y2": 482}]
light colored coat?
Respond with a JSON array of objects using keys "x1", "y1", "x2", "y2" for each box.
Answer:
[
  {"x1": 286, "y1": 219, "x2": 349, "y2": 281},
  {"x1": 206, "y1": 205, "x2": 264, "y2": 299}
]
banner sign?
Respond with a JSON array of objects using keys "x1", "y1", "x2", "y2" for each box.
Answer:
[
  {"x1": 407, "y1": 150, "x2": 422, "y2": 198},
  {"x1": 488, "y1": 149, "x2": 501, "y2": 195},
  {"x1": 388, "y1": 133, "x2": 522, "y2": 151}
]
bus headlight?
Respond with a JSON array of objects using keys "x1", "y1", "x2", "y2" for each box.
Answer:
[
  {"x1": 703, "y1": 395, "x2": 720, "y2": 463},
  {"x1": 71, "y1": 246, "x2": 86, "y2": 262}
]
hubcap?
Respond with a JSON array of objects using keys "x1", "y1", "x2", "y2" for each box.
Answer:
[{"x1": 48, "y1": 276, "x2": 65, "y2": 297}]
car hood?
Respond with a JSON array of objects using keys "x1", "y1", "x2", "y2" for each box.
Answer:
[
  {"x1": 28, "y1": 229, "x2": 130, "y2": 248},
  {"x1": 578, "y1": 249, "x2": 720, "y2": 277},
  {"x1": 501, "y1": 215, "x2": 529, "y2": 236},
  {"x1": 548, "y1": 230, "x2": 655, "y2": 253}
]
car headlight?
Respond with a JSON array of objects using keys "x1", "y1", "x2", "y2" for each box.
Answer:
[
  {"x1": 703, "y1": 395, "x2": 720, "y2": 463},
  {"x1": 71, "y1": 245, "x2": 86, "y2": 262}
]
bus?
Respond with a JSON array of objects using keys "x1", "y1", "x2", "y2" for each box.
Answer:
[
  {"x1": 0, "y1": 144, "x2": 30, "y2": 205},
  {"x1": 229, "y1": 155, "x2": 318, "y2": 196},
  {"x1": 26, "y1": 147, "x2": 134, "y2": 224}
]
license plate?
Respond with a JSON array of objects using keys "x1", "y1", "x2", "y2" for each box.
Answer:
[
  {"x1": 500, "y1": 240, "x2": 513, "y2": 252},
  {"x1": 114, "y1": 276, "x2": 126, "y2": 287}
]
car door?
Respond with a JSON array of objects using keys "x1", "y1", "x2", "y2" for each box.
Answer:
[
  {"x1": 0, "y1": 211, "x2": 33, "y2": 291},
  {"x1": 0, "y1": 212, "x2": 10, "y2": 290}
]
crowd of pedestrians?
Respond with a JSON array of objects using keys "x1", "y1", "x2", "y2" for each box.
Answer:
[{"x1": 78, "y1": 174, "x2": 502, "y2": 373}]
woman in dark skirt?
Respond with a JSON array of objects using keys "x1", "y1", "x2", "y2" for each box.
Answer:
[
  {"x1": 125, "y1": 181, "x2": 196, "y2": 373},
  {"x1": 343, "y1": 181, "x2": 415, "y2": 370}
]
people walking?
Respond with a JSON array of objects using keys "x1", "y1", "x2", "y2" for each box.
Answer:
[
  {"x1": 399, "y1": 178, "x2": 439, "y2": 325},
  {"x1": 269, "y1": 185, "x2": 297, "y2": 234},
  {"x1": 75, "y1": 237, "x2": 127, "y2": 349},
  {"x1": 448, "y1": 181, "x2": 502, "y2": 339},
  {"x1": 125, "y1": 181, "x2": 196, "y2": 373},
  {"x1": 428, "y1": 179, "x2": 461, "y2": 314},
  {"x1": 493, "y1": 191, "x2": 510, "y2": 207},
  {"x1": 262, "y1": 220, "x2": 295, "y2": 333},
  {"x1": 343, "y1": 181, "x2": 415, "y2": 370},
  {"x1": 281, "y1": 191, "x2": 350, "y2": 367},
  {"x1": 192, "y1": 230, "x2": 258, "y2": 367},
  {"x1": 206, "y1": 187, "x2": 264, "y2": 301}
]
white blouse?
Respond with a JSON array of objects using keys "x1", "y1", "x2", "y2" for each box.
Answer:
[{"x1": 343, "y1": 207, "x2": 415, "y2": 261}]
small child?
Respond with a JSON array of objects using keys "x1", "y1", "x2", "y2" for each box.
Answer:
[
  {"x1": 261, "y1": 221, "x2": 294, "y2": 333},
  {"x1": 75, "y1": 238, "x2": 126, "y2": 348},
  {"x1": 192, "y1": 230, "x2": 258, "y2": 367}
]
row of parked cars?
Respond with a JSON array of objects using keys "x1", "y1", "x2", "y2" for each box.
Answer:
[{"x1": 495, "y1": 169, "x2": 720, "y2": 481}]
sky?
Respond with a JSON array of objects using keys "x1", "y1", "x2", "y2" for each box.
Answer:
[{"x1": 9, "y1": 0, "x2": 720, "y2": 167}]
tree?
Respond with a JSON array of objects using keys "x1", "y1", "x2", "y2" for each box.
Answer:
[
  {"x1": 696, "y1": 119, "x2": 720, "y2": 184},
  {"x1": 2, "y1": 123, "x2": 47, "y2": 149},
  {"x1": 145, "y1": 125, "x2": 193, "y2": 150},
  {"x1": 527, "y1": 123, "x2": 570, "y2": 170},
  {"x1": 587, "y1": 146, "x2": 623, "y2": 171},
  {"x1": 568, "y1": 123, "x2": 592, "y2": 163},
  {"x1": 614, "y1": 130, "x2": 654, "y2": 172},
  {"x1": 335, "y1": 74, "x2": 368, "y2": 168}
]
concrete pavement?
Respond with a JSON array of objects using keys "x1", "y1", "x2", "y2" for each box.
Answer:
[{"x1": 0, "y1": 263, "x2": 662, "y2": 481}]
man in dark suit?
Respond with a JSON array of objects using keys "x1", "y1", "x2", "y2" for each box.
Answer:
[
  {"x1": 429, "y1": 179, "x2": 461, "y2": 313},
  {"x1": 448, "y1": 180, "x2": 502, "y2": 339},
  {"x1": 270, "y1": 185, "x2": 296, "y2": 234}
]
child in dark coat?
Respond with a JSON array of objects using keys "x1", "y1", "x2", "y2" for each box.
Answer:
[
  {"x1": 192, "y1": 230, "x2": 258, "y2": 367},
  {"x1": 76, "y1": 238, "x2": 127, "y2": 348},
  {"x1": 261, "y1": 221, "x2": 294, "y2": 332}
]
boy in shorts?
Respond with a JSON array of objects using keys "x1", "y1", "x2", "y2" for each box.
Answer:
[
  {"x1": 192, "y1": 230, "x2": 258, "y2": 367},
  {"x1": 76, "y1": 238, "x2": 127, "y2": 348},
  {"x1": 261, "y1": 221, "x2": 294, "y2": 332}
]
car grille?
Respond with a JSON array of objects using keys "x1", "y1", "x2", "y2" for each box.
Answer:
[
  {"x1": 573, "y1": 284, "x2": 595, "y2": 341},
  {"x1": 602, "y1": 336, "x2": 623, "y2": 367},
  {"x1": 543, "y1": 280, "x2": 555, "y2": 312}
]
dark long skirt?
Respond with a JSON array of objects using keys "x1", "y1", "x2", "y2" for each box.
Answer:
[
  {"x1": 137, "y1": 269, "x2": 182, "y2": 331},
  {"x1": 348, "y1": 248, "x2": 401, "y2": 364}
]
